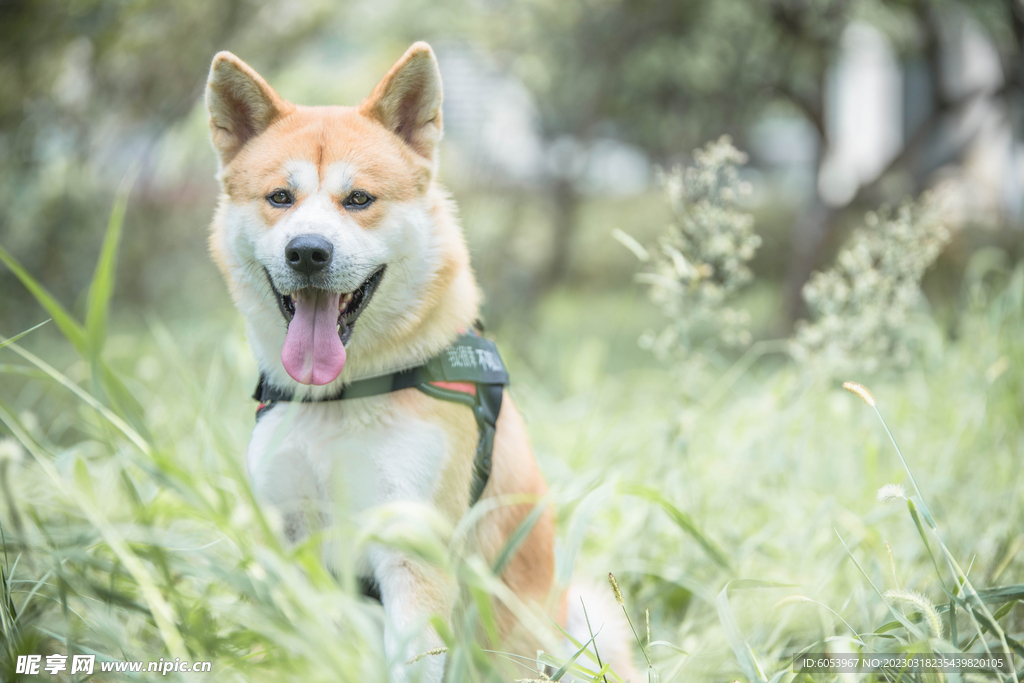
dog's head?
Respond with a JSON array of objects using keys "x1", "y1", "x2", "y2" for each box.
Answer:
[{"x1": 206, "y1": 43, "x2": 478, "y2": 392}]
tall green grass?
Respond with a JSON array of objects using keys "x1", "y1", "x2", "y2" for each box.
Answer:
[
  {"x1": 1, "y1": 189, "x2": 1022, "y2": 683},
  {"x1": 0, "y1": 190, "x2": 649, "y2": 682}
]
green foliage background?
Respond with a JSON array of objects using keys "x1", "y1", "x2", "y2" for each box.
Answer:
[{"x1": 0, "y1": 0, "x2": 1022, "y2": 681}]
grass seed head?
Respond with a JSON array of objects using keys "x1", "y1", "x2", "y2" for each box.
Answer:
[
  {"x1": 842, "y1": 381, "x2": 876, "y2": 407},
  {"x1": 884, "y1": 589, "x2": 943, "y2": 638},
  {"x1": 884, "y1": 540, "x2": 900, "y2": 587},
  {"x1": 877, "y1": 483, "x2": 907, "y2": 503},
  {"x1": 609, "y1": 572, "x2": 624, "y2": 606},
  {"x1": 774, "y1": 595, "x2": 814, "y2": 609},
  {"x1": 406, "y1": 646, "x2": 448, "y2": 665}
]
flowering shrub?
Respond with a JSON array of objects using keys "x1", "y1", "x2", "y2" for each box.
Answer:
[
  {"x1": 790, "y1": 192, "x2": 952, "y2": 374},
  {"x1": 623, "y1": 136, "x2": 954, "y2": 399},
  {"x1": 625, "y1": 136, "x2": 761, "y2": 360}
]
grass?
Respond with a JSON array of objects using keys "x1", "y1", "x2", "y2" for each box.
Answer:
[{"x1": 0, "y1": 195, "x2": 1022, "y2": 682}]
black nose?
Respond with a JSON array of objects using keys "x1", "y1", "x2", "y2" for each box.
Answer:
[{"x1": 285, "y1": 234, "x2": 333, "y2": 275}]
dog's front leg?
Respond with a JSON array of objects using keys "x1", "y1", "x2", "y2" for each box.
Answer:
[{"x1": 373, "y1": 549, "x2": 453, "y2": 683}]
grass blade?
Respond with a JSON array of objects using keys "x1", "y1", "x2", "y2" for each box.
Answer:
[
  {"x1": 971, "y1": 586, "x2": 1024, "y2": 603},
  {"x1": 0, "y1": 244, "x2": 86, "y2": 352},
  {"x1": 491, "y1": 498, "x2": 548, "y2": 576},
  {"x1": 717, "y1": 580, "x2": 776, "y2": 683},
  {"x1": 649, "y1": 641, "x2": 692, "y2": 656},
  {"x1": 870, "y1": 403, "x2": 934, "y2": 525},
  {"x1": 950, "y1": 597, "x2": 957, "y2": 645},
  {"x1": 579, "y1": 598, "x2": 609, "y2": 683},
  {"x1": 0, "y1": 401, "x2": 187, "y2": 660},
  {"x1": 550, "y1": 629, "x2": 601, "y2": 681},
  {"x1": 623, "y1": 484, "x2": 731, "y2": 570},
  {"x1": 0, "y1": 319, "x2": 50, "y2": 352},
  {"x1": 835, "y1": 529, "x2": 926, "y2": 640},
  {"x1": 85, "y1": 171, "x2": 135, "y2": 355},
  {"x1": 907, "y1": 499, "x2": 945, "y2": 584},
  {"x1": 958, "y1": 600, "x2": 1019, "y2": 651},
  {"x1": 3, "y1": 341, "x2": 151, "y2": 456}
]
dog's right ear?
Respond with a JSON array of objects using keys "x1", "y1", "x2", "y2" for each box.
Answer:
[{"x1": 205, "y1": 52, "x2": 290, "y2": 166}]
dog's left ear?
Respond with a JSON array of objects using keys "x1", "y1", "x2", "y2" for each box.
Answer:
[{"x1": 360, "y1": 42, "x2": 443, "y2": 162}]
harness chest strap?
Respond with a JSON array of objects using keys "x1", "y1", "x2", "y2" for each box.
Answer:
[{"x1": 252, "y1": 332, "x2": 509, "y2": 506}]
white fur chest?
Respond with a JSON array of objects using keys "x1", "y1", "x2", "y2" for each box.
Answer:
[{"x1": 245, "y1": 396, "x2": 449, "y2": 536}]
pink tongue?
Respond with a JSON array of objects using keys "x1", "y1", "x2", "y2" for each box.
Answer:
[{"x1": 281, "y1": 290, "x2": 347, "y2": 385}]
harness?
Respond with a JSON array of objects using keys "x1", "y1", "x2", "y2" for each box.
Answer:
[{"x1": 252, "y1": 331, "x2": 509, "y2": 506}]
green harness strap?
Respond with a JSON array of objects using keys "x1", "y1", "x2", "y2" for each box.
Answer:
[{"x1": 252, "y1": 331, "x2": 509, "y2": 506}]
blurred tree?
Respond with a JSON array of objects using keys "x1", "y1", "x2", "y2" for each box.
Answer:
[
  {"x1": 0, "y1": 0, "x2": 331, "y2": 329},
  {"x1": 473, "y1": 0, "x2": 1023, "y2": 321},
  {"x1": 479, "y1": 0, "x2": 726, "y2": 291},
  {"x1": 2, "y1": 0, "x2": 1021, "y2": 333}
]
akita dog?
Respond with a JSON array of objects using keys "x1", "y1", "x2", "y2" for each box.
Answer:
[{"x1": 204, "y1": 43, "x2": 635, "y2": 681}]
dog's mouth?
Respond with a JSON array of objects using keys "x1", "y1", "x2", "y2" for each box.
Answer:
[
  {"x1": 268, "y1": 266, "x2": 386, "y2": 386},
  {"x1": 275, "y1": 266, "x2": 385, "y2": 341}
]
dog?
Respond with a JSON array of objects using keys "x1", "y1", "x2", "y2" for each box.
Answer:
[{"x1": 204, "y1": 42, "x2": 636, "y2": 682}]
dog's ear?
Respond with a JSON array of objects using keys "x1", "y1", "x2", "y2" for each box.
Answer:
[
  {"x1": 205, "y1": 52, "x2": 289, "y2": 166},
  {"x1": 359, "y1": 42, "x2": 443, "y2": 162}
]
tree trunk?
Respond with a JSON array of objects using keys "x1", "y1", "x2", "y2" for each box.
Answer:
[
  {"x1": 781, "y1": 196, "x2": 838, "y2": 330},
  {"x1": 537, "y1": 178, "x2": 581, "y2": 291}
]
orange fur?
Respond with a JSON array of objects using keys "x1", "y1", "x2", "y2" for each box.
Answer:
[{"x1": 206, "y1": 42, "x2": 570, "y2": 679}]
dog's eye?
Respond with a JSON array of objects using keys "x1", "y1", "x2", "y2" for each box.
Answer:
[
  {"x1": 344, "y1": 190, "x2": 374, "y2": 208},
  {"x1": 267, "y1": 190, "x2": 294, "y2": 207}
]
